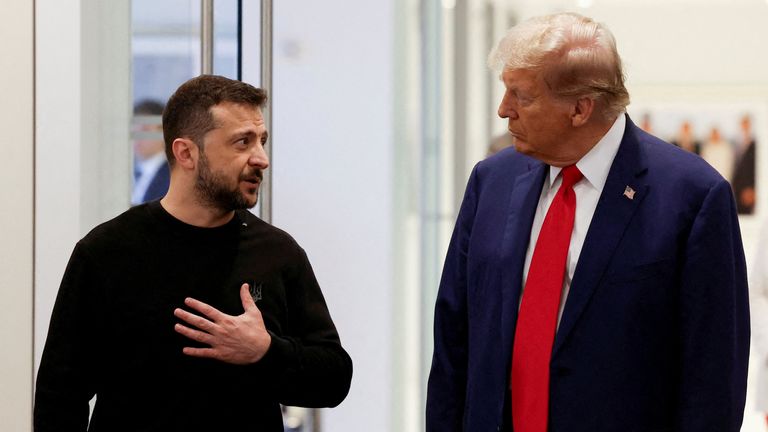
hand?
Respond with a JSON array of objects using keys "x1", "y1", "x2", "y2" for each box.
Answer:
[{"x1": 173, "y1": 283, "x2": 272, "y2": 364}]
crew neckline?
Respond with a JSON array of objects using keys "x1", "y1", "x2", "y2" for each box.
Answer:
[{"x1": 146, "y1": 200, "x2": 242, "y2": 238}]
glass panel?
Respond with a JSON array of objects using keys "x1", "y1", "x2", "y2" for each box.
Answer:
[
  {"x1": 214, "y1": 0, "x2": 240, "y2": 79},
  {"x1": 132, "y1": 0, "x2": 200, "y2": 104},
  {"x1": 130, "y1": 0, "x2": 240, "y2": 206},
  {"x1": 130, "y1": 0, "x2": 199, "y2": 205}
]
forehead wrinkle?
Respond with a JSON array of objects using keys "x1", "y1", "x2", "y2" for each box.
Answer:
[{"x1": 503, "y1": 69, "x2": 541, "y2": 91}]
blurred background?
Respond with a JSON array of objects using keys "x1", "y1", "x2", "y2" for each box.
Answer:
[{"x1": 3, "y1": 0, "x2": 768, "y2": 431}]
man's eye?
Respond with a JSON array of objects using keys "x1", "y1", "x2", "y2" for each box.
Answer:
[{"x1": 517, "y1": 95, "x2": 533, "y2": 105}]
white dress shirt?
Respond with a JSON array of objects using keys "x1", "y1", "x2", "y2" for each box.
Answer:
[{"x1": 521, "y1": 114, "x2": 626, "y2": 327}]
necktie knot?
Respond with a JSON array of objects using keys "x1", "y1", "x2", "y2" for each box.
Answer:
[{"x1": 561, "y1": 165, "x2": 583, "y2": 190}]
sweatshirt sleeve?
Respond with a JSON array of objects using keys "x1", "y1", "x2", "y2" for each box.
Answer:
[
  {"x1": 257, "y1": 247, "x2": 353, "y2": 408},
  {"x1": 34, "y1": 242, "x2": 100, "y2": 431}
]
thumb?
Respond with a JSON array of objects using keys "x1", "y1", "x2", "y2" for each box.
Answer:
[{"x1": 240, "y1": 283, "x2": 257, "y2": 312}]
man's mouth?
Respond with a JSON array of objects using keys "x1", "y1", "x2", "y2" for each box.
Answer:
[{"x1": 241, "y1": 171, "x2": 263, "y2": 185}]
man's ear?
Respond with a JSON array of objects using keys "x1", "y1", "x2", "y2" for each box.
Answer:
[
  {"x1": 171, "y1": 138, "x2": 198, "y2": 170},
  {"x1": 571, "y1": 97, "x2": 596, "y2": 127}
]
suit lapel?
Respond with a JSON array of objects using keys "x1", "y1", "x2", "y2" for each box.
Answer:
[
  {"x1": 553, "y1": 119, "x2": 649, "y2": 356},
  {"x1": 500, "y1": 161, "x2": 548, "y2": 368}
]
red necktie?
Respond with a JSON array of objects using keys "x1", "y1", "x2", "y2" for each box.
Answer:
[{"x1": 511, "y1": 165, "x2": 583, "y2": 432}]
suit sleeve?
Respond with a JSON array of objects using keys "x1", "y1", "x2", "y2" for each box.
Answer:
[
  {"x1": 257, "y1": 247, "x2": 353, "y2": 408},
  {"x1": 426, "y1": 165, "x2": 480, "y2": 431},
  {"x1": 34, "y1": 243, "x2": 99, "y2": 431},
  {"x1": 676, "y1": 179, "x2": 750, "y2": 431}
]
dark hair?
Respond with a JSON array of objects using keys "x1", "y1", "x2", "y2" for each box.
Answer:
[{"x1": 162, "y1": 75, "x2": 267, "y2": 164}]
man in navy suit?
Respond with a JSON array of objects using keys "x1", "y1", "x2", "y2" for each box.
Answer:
[
  {"x1": 132, "y1": 99, "x2": 171, "y2": 205},
  {"x1": 426, "y1": 13, "x2": 749, "y2": 432}
]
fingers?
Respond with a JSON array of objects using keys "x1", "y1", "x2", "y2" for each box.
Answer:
[
  {"x1": 240, "y1": 283, "x2": 257, "y2": 311},
  {"x1": 183, "y1": 297, "x2": 225, "y2": 321},
  {"x1": 174, "y1": 323, "x2": 215, "y2": 345},
  {"x1": 181, "y1": 346, "x2": 219, "y2": 360},
  {"x1": 173, "y1": 289, "x2": 268, "y2": 365},
  {"x1": 174, "y1": 307, "x2": 216, "y2": 333}
]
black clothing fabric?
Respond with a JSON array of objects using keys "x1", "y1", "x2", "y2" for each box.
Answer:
[
  {"x1": 732, "y1": 140, "x2": 756, "y2": 214},
  {"x1": 35, "y1": 201, "x2": 352, "y2": 431}
]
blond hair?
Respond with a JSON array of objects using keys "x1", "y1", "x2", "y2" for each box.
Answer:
[{"x1": 488, "y1": 13, "x2": 629, "y2": 121}]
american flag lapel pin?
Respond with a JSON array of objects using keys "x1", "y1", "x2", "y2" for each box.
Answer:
[{"x1": 623, "y1": 186, "x2": 636, "y2": 200}]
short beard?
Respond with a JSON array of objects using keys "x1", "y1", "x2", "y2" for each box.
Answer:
[{"x1": 194, "y1": 151, "x2": 258, "y2": 211}]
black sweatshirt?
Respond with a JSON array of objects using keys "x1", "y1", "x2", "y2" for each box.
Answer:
[{"x1": 35, "y1": 201, "x2": 352, "y2": 431}]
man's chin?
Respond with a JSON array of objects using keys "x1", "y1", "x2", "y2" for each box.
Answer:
[
  {"x1": 241, "y1": 193, "x2": 258, "y2": 210},
  {"x1": 219, "y1": 192, "x2": 258, "y2": 211},
  {"x1": 238, "y1": 185, "x2": 260, "y2": 209},
  {"x1": 513, "y1": 141, "x2": 533, "y2": 155}
]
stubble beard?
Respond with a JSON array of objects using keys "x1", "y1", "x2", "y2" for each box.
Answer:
[{"x1": 194, "y1": 151, "x2": 260, "y2": 211}]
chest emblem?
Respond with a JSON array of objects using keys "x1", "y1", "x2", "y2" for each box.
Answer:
[{"x1": 249, "y1": 282, "x2": 263, "y2": 302}]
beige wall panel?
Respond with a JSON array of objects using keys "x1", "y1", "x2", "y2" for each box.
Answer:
[{"x1": 0, "y1": 0, "x2": 34, "y2": 431}]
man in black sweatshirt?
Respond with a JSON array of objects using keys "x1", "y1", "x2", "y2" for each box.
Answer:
[{"x1": 34, "y1": 75, "x2": 353, "y2": 431}]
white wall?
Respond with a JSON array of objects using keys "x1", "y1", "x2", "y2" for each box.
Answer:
[
  {"x1": 34, "y1": 0, "x2": 85, "y2": 371},
  {"x1": 268, "y1": 1, "x2": 395, "y2": 431},
  {"x1": 0, "y1": 1, "x2": 33, "y2": 430},
  {"x1": 35, "y1": 0, "x2": 133, "y2": 371}
]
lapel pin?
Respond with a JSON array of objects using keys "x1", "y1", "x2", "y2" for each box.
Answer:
[{"x1": 623, "y1": 186, "x2": 636, "y2": 200}]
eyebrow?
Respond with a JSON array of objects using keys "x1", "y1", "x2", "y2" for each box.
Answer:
[{"x1": 232, "y1": 128, "x2": 268, "y2": 141}]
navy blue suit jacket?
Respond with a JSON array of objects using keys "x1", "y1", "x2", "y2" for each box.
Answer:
[
  {"x1": 142, "y1": 161, "x2": 170, "y2": 203},
  {"x1": 426, "y1": 117, "x2": 750, "y2": 431}
]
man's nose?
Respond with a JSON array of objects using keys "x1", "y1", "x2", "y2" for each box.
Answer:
[
  {"x1": 249, "y1": 145, "x2": 270, "y2": 169},
  {"x1": 498, "y1": 96, "x2": 518, "y2": 120}
]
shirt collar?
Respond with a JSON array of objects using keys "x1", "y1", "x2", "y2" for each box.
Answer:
[{"x1": 547, "y1": 114, "x2": 626, "y2": 190}]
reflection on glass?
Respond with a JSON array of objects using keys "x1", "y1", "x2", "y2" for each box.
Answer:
[
  {"x1": 130, "y1": 0, "x2": 239, "y2": 204},
  {"x1": 131, "y1": 0, "x2": 199, "y2": 203},
  {"x1": 214, "y1": 0, "x2": 240, "y2": 79},
  {"x1": 132, "y1": 0, "x2": 199, "y2": 103},
  {"x1": 131, "y1": 100, "x2": 168, "y2": 205}
]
